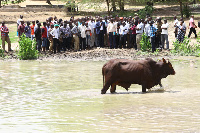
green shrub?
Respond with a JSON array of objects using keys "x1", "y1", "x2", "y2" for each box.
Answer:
[
  {"x1": 182, "y1": 4, "x2": 191, "y2": 18},
  {"x1": 171, "y1": 37, "x2": 200, "y2": 56},
  {"x1": 140, "y1": 33, "x2": 151, "y2": 52},
  {"x1": 18, "y1": 34, "x2": 38, "y2": 60},
  {"x1": 138, "y1": 5, "x2": 154, "y2": 19},
  {"x1": 0, "y1": 43, "x2": 4, "y2": 57}
]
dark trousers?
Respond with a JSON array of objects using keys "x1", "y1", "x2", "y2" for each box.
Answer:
[
  {"x1": 80, "y1": 37, "x2": 86, "y2": 50},
  {"x1": 98, "y1": 30, "x2": 104, "y2": 47},
  {"x1": 126, "y1": 34, "x2": 130, "y2": 48},
  {"x1": 120, "y1": 34, "x2": 127, "y2": 48},
  {"x1": 151, "y1": 36, "x2": 156, "y2": 53},
  {"x1": 36, "y1": 39, "x2": 42, "y2": 51},
  {"x1": 67, "y1": 37, "x2": 72, "y2": 50},
  {"x1": 53, "y1": 38, "x2": 60, "y2": 54},
  {"x1": 188, "y1": 27, "x2": 197, "y2": 38},
  {"x1": 130, "y1": 34, "x2": 136, "y2": 49},
  {"x1": 47, "y1": 39, "x2": 50, "y2": 50},
  {"x1": 109, "y1": 32, "x2": 116, "y2": 49},
  {"x1": 156, "y1": 34, "x2": 161, "y2": 48},
  {"x1": 115, "y1": 34, "x2": 119, "y2": 48},
  {"x1": 62, "y1": 38, "x2": 67, "y2": 51}
]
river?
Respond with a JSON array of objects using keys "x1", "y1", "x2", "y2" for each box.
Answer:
[{"x1": 0, "y1": 58, "x2": 199, "y2": 132}]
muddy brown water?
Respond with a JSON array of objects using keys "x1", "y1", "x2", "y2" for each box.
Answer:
[{"x1": 0, "y1": 58, "x2": 199, "y2": 132}]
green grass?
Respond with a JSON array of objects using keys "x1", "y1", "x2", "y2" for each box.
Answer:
[{"x1": 9, "y1": 25, "x2": 18, "y2": 44}]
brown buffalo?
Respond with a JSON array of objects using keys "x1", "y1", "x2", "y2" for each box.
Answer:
[{"x1": 101, "y1": 58, "x2": 175, "y2": 94}]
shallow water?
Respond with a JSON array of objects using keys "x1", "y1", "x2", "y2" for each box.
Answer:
[{"x1": 0, "y1": 58, "x2": 199, "y2": 132}]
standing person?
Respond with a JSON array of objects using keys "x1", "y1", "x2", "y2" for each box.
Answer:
[
  {"x1": 67, "y1": 21, "x2": 73, "y2": 50},
  {"x1": 60, "y1": 23, "x2": 68, "y2": 51},
  {"x1": 17, "y1": 15, "x2": 23, "y2": 36},
  {"x1": 149, "y1": 21, "x2": 157, "y2": 53},
  {"x1": 85, "y1": 22, "x2": 91, "y2": 49},
  {"x1": 188, "y1": 15, "x2": 197, "y2": 38},
  {"x1": 50, "y1": 24, "x2": 60, "y2": 54},
  {"x1": 96, "y1": 18, "x2": 105, "y2": 47},
  {"x1": 176, "y1": 20, "x2": 186, "y2": 43},
  {"x1": 0, "y1": 21, "x2": 12, "y2": 52},
  {"x1": 104, "y1": 17, "x2": 109, "y2": 47},
  {"x1": 18, "y1": 20, "x2": 25, "y2": 39},
  {"x1": 71, "y1": 22, "x2": 80, "y2": 51},
  {"x1": 136, "y1": 19, "x2": 144, "y2": 50},
  {"x1": 174, "y1": 16, "x2": 179, "y2": 38},
  {"x1": 41, "y1": 22, "x2": 48, "y2": 52},
  {"x1": 156, "y1": 17, "x2": 163, "y2": 49},
  {"x1": 161, "y1": 19, "x2": 169, "y2": 50},
  {"x1": 119, "y1": 22, "x2": 128, "y2": 48},
  {"x1": 34, "y1": 22, "x2": 42, "y2": 52},
  {"x1": 46, "y1": 23, "x2": 50, "y2": 50},
  {"x1": 30, "y1": 21, "x2": 35, "y2": 40},
  {"x1": 130, "y1": 21, "x2": 137, "y2": 50},
  {"x1": 25, "y1": 21, "x2": 31, "y2": 38},
  {"x1": 88, "y1": 18, "x2": 95, "y2": 48},
  {"x1": 48, "y1": 24, "x2": 54, "y2": 52},
  {"x1": 107, "y1": 18, "x2": 116, "y2": 49},
  {"x1": 144, "y1": 20, "x2": 150, "y2": 37},
  {"x1": 78, "y1": 21, "x2": 87, "y2": 50}
]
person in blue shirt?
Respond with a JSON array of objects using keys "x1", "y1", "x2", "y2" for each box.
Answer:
[{"x1": 149, "y1": 21, "x2": 157, "y2": 53}]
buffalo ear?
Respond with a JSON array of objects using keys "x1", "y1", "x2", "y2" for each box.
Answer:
[{"x1": 162, "y1": 58, "x2": 166, "y2": 64}]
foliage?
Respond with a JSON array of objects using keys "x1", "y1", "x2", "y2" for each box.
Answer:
[
  {"x1": 0, "y1": 43, "x2": 4, "y2": 58},
  {"x1": 140, "y1": 33, "x2": 151, "y2": 52},
  {"x1": 18, "y1": 34, "x2": 38, "y2": 60},
  {"x1": 182, "y1": 4, "x2": 191, "y2": 18},
  {"x1": 138, "y1": 5, "x2": 154, "y2": 19},
  {"x1": 170, "y1": 37, "x2": 200, "y2": 56}
]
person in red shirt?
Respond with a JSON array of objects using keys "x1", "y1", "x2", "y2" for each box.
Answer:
[
  {"x1": 30, "y1": 21, "x2": 35, "y2": 40},
  {"x1": 18, "y1": 20, "x2": 25, "y2": 39},
  {"x1": 130, "y1": 21, "x2": 137, "y2": 50},
  {"x1": 1, "y1": 21, "x2": 12, "y2": 52},
  {"x1": 41, "y1": 22, "x2": 48, "y2": 52}
]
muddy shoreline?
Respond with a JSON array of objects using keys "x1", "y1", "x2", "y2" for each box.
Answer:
[{"x1": 1, "y1": 48, "x2": 179, "y2": 61}]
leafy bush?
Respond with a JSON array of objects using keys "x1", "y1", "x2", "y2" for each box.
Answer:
[
  {"x1": 0, "y1": 43, "x2": 4, "y2": 58},
  {"x1": 138, "y1": 5, "x2": 154, "y2": 19},
  {"x1": 171, "y1": 37, "x2": 200, "y2": 56},
  {"x1": 182, "y1": 4, "x2": 191, "y2": 18},
  {"x1": 140, "y1": 33, "x2": 151, "y2": 52},
  {"x1": 18, "y1": 34, "x2": 38, "y2": 60}
]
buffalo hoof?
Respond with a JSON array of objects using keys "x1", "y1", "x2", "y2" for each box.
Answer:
[{"x1": 101, "y1": 90, "x2": 106, "y2": 94}]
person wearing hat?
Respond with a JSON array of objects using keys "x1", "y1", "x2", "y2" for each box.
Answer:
[
  {"x1": 50, "y1": 24, "x2": 60, "y2": 54},
  {"x1": 1, "y1": 21, "x2": 12, "y2": 52}
]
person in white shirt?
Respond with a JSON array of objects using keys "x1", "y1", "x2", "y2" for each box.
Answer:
[
  {"x1": 144, "y1": 21, "x2": 150, "y2": 37},
  {"x1": 161, "y1": 19, "x2": 169, "y2": 50},
  {"x1": 85, "y1": 22, "x2": 92, "y2": 48},
  {"x1": 136, "y1": 19, "x2": 144, "y2": 50},
  {"x1": 78, "y1": 21, "x2": 87, "y2": 50},
  {"x1": 174, "y1": 16, "x2": 179, "y2": 38},
  {"x1": 50, "y1": 24, "x2": 60, "y2": 54},
  {"x1": 88, "y1": 18, "x2": 95, "y2": 47},
  {"x1": 119, "y1": 22, "x2": 128, "y2": 48},
  {"x1": 107, "y1": 18, "x2": 117, "y2": 49}
]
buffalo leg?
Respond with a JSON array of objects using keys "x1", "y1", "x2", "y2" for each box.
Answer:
[
  {"x1": 142, "y1": 85, "x2": 146, "y2": 92},
  {"x1": 110, "y1": 84, "x2": 116, "y2": 93},
  {"x1": 101, "y1": 82, "x2": 111, "y2": 94},
  {"x1": 159, "y1": 81, "x2": 163, "y2": 87}
]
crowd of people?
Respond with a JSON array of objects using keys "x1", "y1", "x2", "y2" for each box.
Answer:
[{"x1": 1, "y1": 14, "x2": 199, "y2": 53}]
